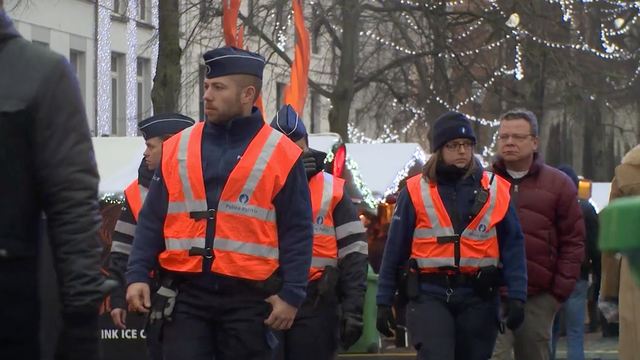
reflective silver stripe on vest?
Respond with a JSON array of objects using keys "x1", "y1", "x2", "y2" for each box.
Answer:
[
  {"x1": 415, "y1": 257, "x2": 498, "y2": 268},
  {"x1": 311, "y1": 257, "x2": 338, "y2": 268},
  {"x1": 313, "y1": 172, "x2": 336, "y2": 236},
  {"x1": 170, "y1": 125, "x2": 208, "y2": 214},
  {"x1": 139, "y1": 184, "x2": 148, "y2": 205},
  {"x1": 111, "y1": 241, "x2": 132, "y2": 255},
  {"x1": 460, "y1": 172, "x2": 500, "y2": 241},
  {"x1": 412, "y1": 172, "x2": 501, "y2": 268},
  {"x1": 164, "y1": 126, "x2": 285, "y2": 260},
  {"x1": 167, "y1": 126, "x2": 281, "y2": 225},
  {"x1": 114, "y1": 220, "x2": 136, "y2": 236}
]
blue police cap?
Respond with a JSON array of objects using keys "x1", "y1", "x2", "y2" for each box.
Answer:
[
  {"x1": 138, "y1": 113, "x2": 196, "y2": 140},
  {"x1": 202, "y1": 46, "x2": 266, "y2": 80},
  {"x1": 269, "y1": 105, "x2": 307, "y2": 142}
]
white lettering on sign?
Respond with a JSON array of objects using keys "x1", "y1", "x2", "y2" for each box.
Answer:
[
  {"x1": 121, "y1": 329, "x2": 138, "y2": 339},
  {"x1": 139, "y1": 329, "x2": 146, "y2": 339},
  {"x1": 101, "y1": 329, "x2": 120, "y2": 339}
]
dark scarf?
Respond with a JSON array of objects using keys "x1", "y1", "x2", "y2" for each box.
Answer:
[{"x1": 435, "y1": 161, "x2": 468, "y2": 183}]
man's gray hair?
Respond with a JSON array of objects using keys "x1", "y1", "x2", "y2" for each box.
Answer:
[{"x1": 499, "y1": 108, "x2": 539, "y2": 137}]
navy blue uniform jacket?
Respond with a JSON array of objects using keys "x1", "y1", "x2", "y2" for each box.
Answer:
[
  {"x1": 126, "y1": 108, "x2": 314, "y2": 308},
  {"x1": 376, "y1": 167, "x2": 528, "y2": 307}
]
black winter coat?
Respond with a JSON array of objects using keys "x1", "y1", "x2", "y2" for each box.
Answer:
[{"x1": 0, "y1": 11, "x2": 112, "y2": 360}]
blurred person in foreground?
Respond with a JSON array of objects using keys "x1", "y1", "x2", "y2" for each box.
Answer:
[
  {"x1": 376, "y1": 111, "x2": 528, "y2": 360},
  {"x1": 550, "y1": 165, "x2": 600, "y2": 360},
  {"x1": 489, "y1": 109, "x2": 585, "y2": 360},
  {"x1": 600, "y1": 144, "x2": 640, "y2": 360},
  {"x1": 0, "y1": 5, "x2": 115, "y2": 360}
]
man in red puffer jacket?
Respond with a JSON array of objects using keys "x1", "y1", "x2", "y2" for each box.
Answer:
[{"x1": 489, "y1": 108, "x2": 585, "y2": 360}]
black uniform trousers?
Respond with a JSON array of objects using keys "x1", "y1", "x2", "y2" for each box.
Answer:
[
  {"x1": 162, "y1": 281, "x2": 276, "y2": 360},
  {"x1": 406, "y1": 288, "x2": 500, "y2": 360},
  {"x1": 274, "y1": 282, "x2": 340, "y2": 360}
]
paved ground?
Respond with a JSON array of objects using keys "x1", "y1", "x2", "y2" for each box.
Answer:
[{"x1": 339, "y1": 333, "x2": 619, "y2": 359}]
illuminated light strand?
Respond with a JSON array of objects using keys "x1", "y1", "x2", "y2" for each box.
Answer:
[
  {"x1": 100, "y1": 193, "x2": 126, "y2": 204},
  {"x1": 96, "y1": 0, "x2": 112, "y2": 136},
  {"x1": 150, "y1": 0, "x2": 159, "y2": 116},
  {"x1": 383, "y1": 146, "x2": 428, "y2": 199},
  {"x1": 324, "y1": 147, "x2": 378, "y2": 209},
  {"x1": 125, "y1": 0, "x2": 138, "y2": 136}
]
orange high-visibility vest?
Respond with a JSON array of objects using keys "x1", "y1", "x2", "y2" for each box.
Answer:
[
  {"x1": 123, "y1": 180, "x2": 148, "y2": 222},
  {"x1": 308, "y1": 172, "x2": 343, "y2": 280},
  {"x1": 158, "y1": 122, "x2": 302, "y2": 281},
  {"x1": 406, "y1": 171, "x2": 510, "y2": 274}
]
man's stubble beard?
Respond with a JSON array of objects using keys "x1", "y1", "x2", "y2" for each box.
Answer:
[{"x1": 206, "y1": 96, "x2": 244, "y2": 124}]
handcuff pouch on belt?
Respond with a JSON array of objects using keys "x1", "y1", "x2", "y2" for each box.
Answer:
[
  {"x1": 317, "y1": 265, "x2": 340, "y2": 300},
  {"x1": 254, "y1": 268, "x2": 284, "y2": 296},
  {"x1": 473, "y1": 265, "x2": 501, "y2": 299},
  {"x1": 404, "y1": 259, "x2": 420, "y2": 300}
]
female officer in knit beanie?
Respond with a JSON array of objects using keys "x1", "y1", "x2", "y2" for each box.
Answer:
[{"x1": 375, "y1": 111, "x2": 528, "y2": 360}]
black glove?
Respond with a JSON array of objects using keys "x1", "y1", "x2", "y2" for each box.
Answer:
[
  {"x1": 149, "y1": 285, "x2": 178, "y2": 323},
  {"x1": 376, "y1": 305, "x2": 396, "y2": 338},
  {"x1": 301, "y1": 151, "x2": 318, "y2": 178},
  {"x1": 340, "y1": 312, "x2": 363, "y2": 350},
  {"x1": 505, "y1": 299, "x2": 525, "y2": 331},
  {"x1": 55, "y1": 311, "x2": 101, "y2": 360}
]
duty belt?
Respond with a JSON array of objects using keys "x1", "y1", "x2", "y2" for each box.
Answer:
[{"x1": 419, "y1": 272, "x2": 477, "y2": 288}]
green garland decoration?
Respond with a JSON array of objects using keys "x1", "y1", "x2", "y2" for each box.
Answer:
[{"x1": 325, "y1": 142, "x2": 378, "y2": 210}]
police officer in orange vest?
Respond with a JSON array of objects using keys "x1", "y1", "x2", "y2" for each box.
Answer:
[
  {"x1": 125, "y1": 47, "x2": 315, "y2": 360},
  {"x1": 269, "y1": 105, "x2": 369, "y2": 359},
  {"x1": 375, "y1": 112, "x2": 528, "y2": 360},
  {"x1": 107, "y1": 113, "x2": 195, "y2": 360}
]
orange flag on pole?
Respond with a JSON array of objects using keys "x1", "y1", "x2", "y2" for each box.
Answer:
[
  {"x1": 283, "y1": 0, "x2": 311, "y2": 116},
  {"x1": 221, "y1": 0, "x2": 266, "y2": 120}
]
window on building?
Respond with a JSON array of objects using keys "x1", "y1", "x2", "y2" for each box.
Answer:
[
  {"x1": 113, "y1": 0, "x2": 125, "y2": 15},
  {"x1": 311, "y1": 4, "x2": 320, "y2": 54},
  {"x1": 310, "y1": 91, "x2": 318, "y2": 133},
  {"x1": 111, "y1": 53, "x2": 122, "y2": 135},
  {"x1": 139, "y1": 0, "x2": 148, "y2": 21},
  {"x1": 136, "y1": 58, "x2": 152, "y2": 124},
  {"x1": 276, "y1": 82, "x2": 286, "y2": 110},
  {"x1": 245, "y1": 0, "x2": 255, "y2": 35},
  {"x1": 199, "y1": 65, "x2": 206, "y2": 122},
  {"x1": 32, "y1": 40, "x2": 49, "y2": 49},
  {"x1": 200, "y1": 0, "x2": 215, "y2": 20},
  {"x1": 69, "y1": 51, "x2": 86, "y2": 105}
]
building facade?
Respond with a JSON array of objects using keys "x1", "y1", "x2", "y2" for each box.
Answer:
[{"x1": 5, "y1": 0, "x2": 334, "y2": 137}]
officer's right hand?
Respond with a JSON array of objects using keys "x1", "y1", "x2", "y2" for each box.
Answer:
[
  {"x1": 110, "y1": 308, "x2": 127, "y2": 329},
  {"x1": 264, "y1": 295, "x2": 298, "y2": 330},
  {"x1": 126, "y1": 282, "x2": 151, "y2": 313},
  {"x1": 375, "y1": 305, "x2": 397, "y2": 338}
]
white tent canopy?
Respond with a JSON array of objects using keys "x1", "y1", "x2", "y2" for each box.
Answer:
[
  {"x1": 308, "y1": 132, "x2": 341, "y2": 152},
  {"x1": 345, "y1": 143, "x2": 428, "y2": 201},
  {"x1": 92, "y1": 137, "x2": 146, "y2": 194}
]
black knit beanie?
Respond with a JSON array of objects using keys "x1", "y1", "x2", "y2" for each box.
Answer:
[{"x1": 430, "y1": 111, "x2": 476, "y2": 152}]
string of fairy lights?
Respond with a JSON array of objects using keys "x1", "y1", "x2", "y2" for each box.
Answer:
[
  {"x1": 94, "y1": 0, "x2": 637, "y2": 203},
  {"x1": 342, "y1": 0, "x2": 639, "y2": 156}
]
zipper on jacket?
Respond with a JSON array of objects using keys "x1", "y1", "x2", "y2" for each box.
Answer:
[{"x1": 203, "y1": 132, "x2": 229, "y2": 272}]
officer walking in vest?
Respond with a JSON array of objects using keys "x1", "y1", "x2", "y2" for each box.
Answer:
[
  {"x1": 108, "y1": 113, "x2": 195, "y2": 360},
  {"x1": 125, "y1": 47, "x2": 314, "y2": 360},
  {"x1": 375, "y1": 112, "x2": 528, "y2": 360},
  {"x1": 270, "y1": 105, "x2": 369, "y2": 359}
]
